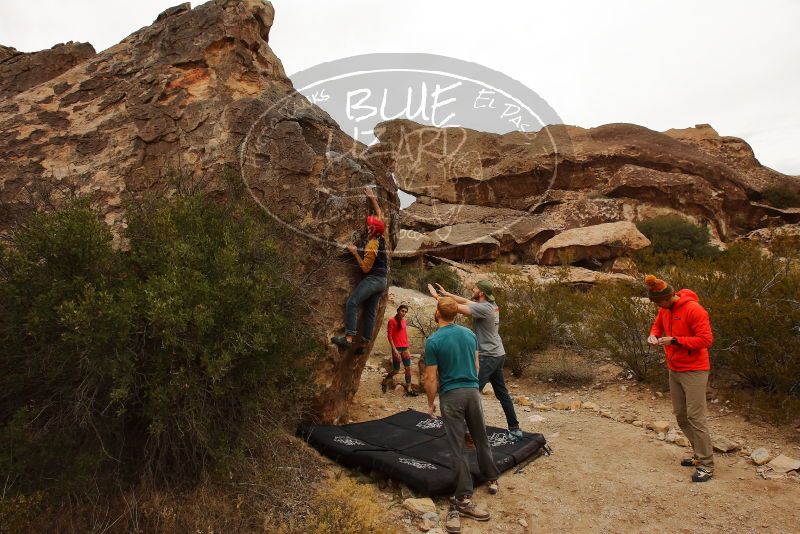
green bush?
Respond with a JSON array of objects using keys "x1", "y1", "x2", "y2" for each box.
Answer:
[
  {"x1": 666, "y1": 243, "x2": 800, "y2": 413},
  {"x1": 0, "y1": 192, "x2": 317, "y2": 496},
  {"x1": 758, "y1": 185, "x2": 800, "y2": 209},
  {"x1": 579, "y1": 284, "x2": 666, "y2": 384},
  {"x1": 635, "y1": 216, "x2": 721, "y2": 269},
  {"x1": 391, "y1": 261, "x2": 463, "y2": 295},
  {"x1": 495, "y1": 273, "x2": 584, "y2": 377}
]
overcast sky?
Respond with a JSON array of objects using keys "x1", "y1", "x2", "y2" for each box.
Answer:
[{"x1": 1, "y1": 0, "x2": 798, "y2": 175}]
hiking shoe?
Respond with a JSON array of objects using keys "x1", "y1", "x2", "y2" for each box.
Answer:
[
  {"x1": 487, "y1": 480, "x2": 499, "y2": 495},
  {"x1": 464, "y1": 433, "x2": 475, "y2": 450},
  {"x1": 331, "y1": 335, "x2": 352, "y2": 349},
  {"x1": 692, "y1": 467, "x2": 713, "y2": 482},
  {"x1": 681, "y1": 457, "x2": 700, "y2": 467},
  {"x1": 445, "y1": 505, "x2": 461, "y2": 533},
  {"x1": 452, "y1": 496, "x2": 490, "y2": 521},
  {"x1": 508, "y1": 428, "x2": 524, "y2": 442}
]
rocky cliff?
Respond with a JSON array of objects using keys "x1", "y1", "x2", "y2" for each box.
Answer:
[
  {"x1": 0, "y1": 0, "x2": 398, "y2": 423},
  {"x1": 377, "y1": 120, "x2": 799, "y2": 265},
  {"x1": 0, "y1": 42, "x2": 96, "y2": 101}
]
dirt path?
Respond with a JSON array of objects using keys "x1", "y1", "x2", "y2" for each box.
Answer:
[{"x1": 346, "y1": 357, "x2": 800, "y2": 534}]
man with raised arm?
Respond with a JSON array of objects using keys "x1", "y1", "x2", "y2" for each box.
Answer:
[
  {"x1": 424, "y1": 296, "x2": 499, "y2": 534},
  {"x1": 428, "y1": 279, "x2": 522, "y2": 450}
]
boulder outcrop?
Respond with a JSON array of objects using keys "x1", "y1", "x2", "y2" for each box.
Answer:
[
  {"x1": 536, "y1": 221, "x2": 651, "y2": 266},
  {"x1": 0, "y1": 0, "x2": 398, "y2": 423},
  {"x1": 374, "y1": 119, "x2": 800, "y2": 266}
]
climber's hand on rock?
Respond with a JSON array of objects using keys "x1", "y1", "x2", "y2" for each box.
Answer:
[
  {"x1": 346, "y1": 243, "x2": 358, "y2": 255},
  {"x1": 364, "y1": 185, "x2": 376, "y2": 199}
]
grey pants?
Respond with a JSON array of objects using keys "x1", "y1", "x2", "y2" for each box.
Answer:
[
  {"x1": 440, "y1": 387, "x2": 501, "y2": 498},
  {"x1": 669, "y1": 370, "x2": 714, "y2": 470}
]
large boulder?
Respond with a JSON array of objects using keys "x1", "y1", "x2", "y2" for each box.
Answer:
[
  {"x1": 536, "y1": 221, "x2": 651, "y2": 266},
  {"x1": 0, "y1": 0, "x2": 398, "y2": 424}
]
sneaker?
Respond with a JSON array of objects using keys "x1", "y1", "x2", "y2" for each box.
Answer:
[
  {"x1": 692, "y1": 467, "x2": 713, "y2": 483},
  {"x1": 445, "y1": 505, "x2": 461, "y2": 533},
  {"x1": 680, "y1": 457, "x2": 700, "y2": 467},
  {"x1": 452, "y1": 496, "x2": 490, "y2": 521},
  {"x1": 508, "y1": 428, "x2": 524, "y2": 442},
  {"x1": 464, "y1": 433, "x2": 475, "y2": 450},
  {"x1": 330, "y1": 335, "x2": 352, "y2": 349},
  {"x1": 487, "y1": 480, "x2": 499, "y2": 495}
]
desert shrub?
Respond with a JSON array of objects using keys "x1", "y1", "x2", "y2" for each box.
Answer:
[
  {"x1": 635, "y1": 216, "x2": 721, "y2": 269},
  {"x1": 391, "y1": 261, "x2": 463, "y2": 295},
  {"x1": 0, "y1": 492, "x2": 43, "y2": 534},
  {"x1": 532, "y1": 350, "x2": 595, "y2": 386},
  {"x1": 424, "y1": 263, "x2": 463, "y2": 295},
  {"x1": 390, "y1": 260, "x2": 419, "y2": 289},
  {"x1": 757, "y1": 184, "x2": 800, "y2": 209},
  {"x1": 666, "y1": 243, "x2": 800, "y2": 414},
  {"x1": 495, "y1": 273, "x2": 585, "y2": 377},
  {"x1": 0, "y1": 191, "x2": 317, "y2": 497},
  {"x1": 295, "y1": 476, "x2": 389, "y2": 534},
  {"x1": 580, "y1": 284, "x2": 666, "y2": 384}
]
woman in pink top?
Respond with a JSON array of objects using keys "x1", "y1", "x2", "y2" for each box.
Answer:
[{"x1": 382, "y1": 305, "x2": 416, "y2": 395}]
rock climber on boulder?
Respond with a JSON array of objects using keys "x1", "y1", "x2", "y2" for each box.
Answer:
[{"x1": 331, "y1": 186, "x2": 390, "y2": 354}]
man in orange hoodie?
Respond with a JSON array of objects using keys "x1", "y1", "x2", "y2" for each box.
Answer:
[{"x1": 645, "y1": 275, "x2": 715, "y2": 482}]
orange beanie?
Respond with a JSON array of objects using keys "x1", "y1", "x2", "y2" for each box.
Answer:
[{"x1": 644, "y1": 274, "x2": 674, "y2": 299}]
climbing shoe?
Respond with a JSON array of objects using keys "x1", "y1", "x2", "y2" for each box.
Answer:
[
  {"x1": 330, "y1": 335, "x2": 352, "y2": 349},
  {"x1": 508, "y1": 428, "x2": 524, "y2": 442},
  {"x1": 692, "y1": 467, "x2": 713, "y2": 482},
  {"x1": 680, "y1": 457, "x2": 700, "y2": 467}
]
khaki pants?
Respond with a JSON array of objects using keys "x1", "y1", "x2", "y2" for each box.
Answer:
[{"x1": 669, "y1": 370, "x2": 714, "y2": 470}]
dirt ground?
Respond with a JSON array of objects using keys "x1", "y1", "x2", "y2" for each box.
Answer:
[{"x1": 342, "y1": 354, "x2": 800, "y2": 534}]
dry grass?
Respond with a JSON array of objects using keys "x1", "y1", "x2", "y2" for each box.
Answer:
[
  {"x1": 530, "y1": 349, "x2": 596, "y2": 386},
  {"x1": 14, "y1": 432, "x2": 326, "y2": 534},
  {"x1": 277, "y1": 475, "x2": 391, "y2": 534}
]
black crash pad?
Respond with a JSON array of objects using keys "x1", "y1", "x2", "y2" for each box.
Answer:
[{"x1": 298, "y1": 409, "x2": 547, "y2": 495}]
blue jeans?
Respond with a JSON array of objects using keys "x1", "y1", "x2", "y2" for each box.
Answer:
[
  {"x1": 345, "y1": 275, "x2": 387, "y2": 337},
  {"x1": 478, "y1": 355, "x2": 519, "y2": 430}
]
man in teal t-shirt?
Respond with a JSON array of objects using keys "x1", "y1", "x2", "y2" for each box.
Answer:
[
  {"x1": 424, "y1": 297, "x2": 499, "y2": 533},
  {"x1": 424, "y1": 321, "x2": 479, "y2": 394}
]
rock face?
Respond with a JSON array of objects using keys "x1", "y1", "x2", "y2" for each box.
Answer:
[
  {"x1": 0, "y1": 42, "x2": 96, "y2": 100},
  {"x1": 536, "y1": 221, "x2": 650, "y2": 266},
  {"x1": 374, "y1": 119, "x2": 800, "y2": 265},
  {"x1": 0, "y1": 0, "x2": 399, "y2": 424}
]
